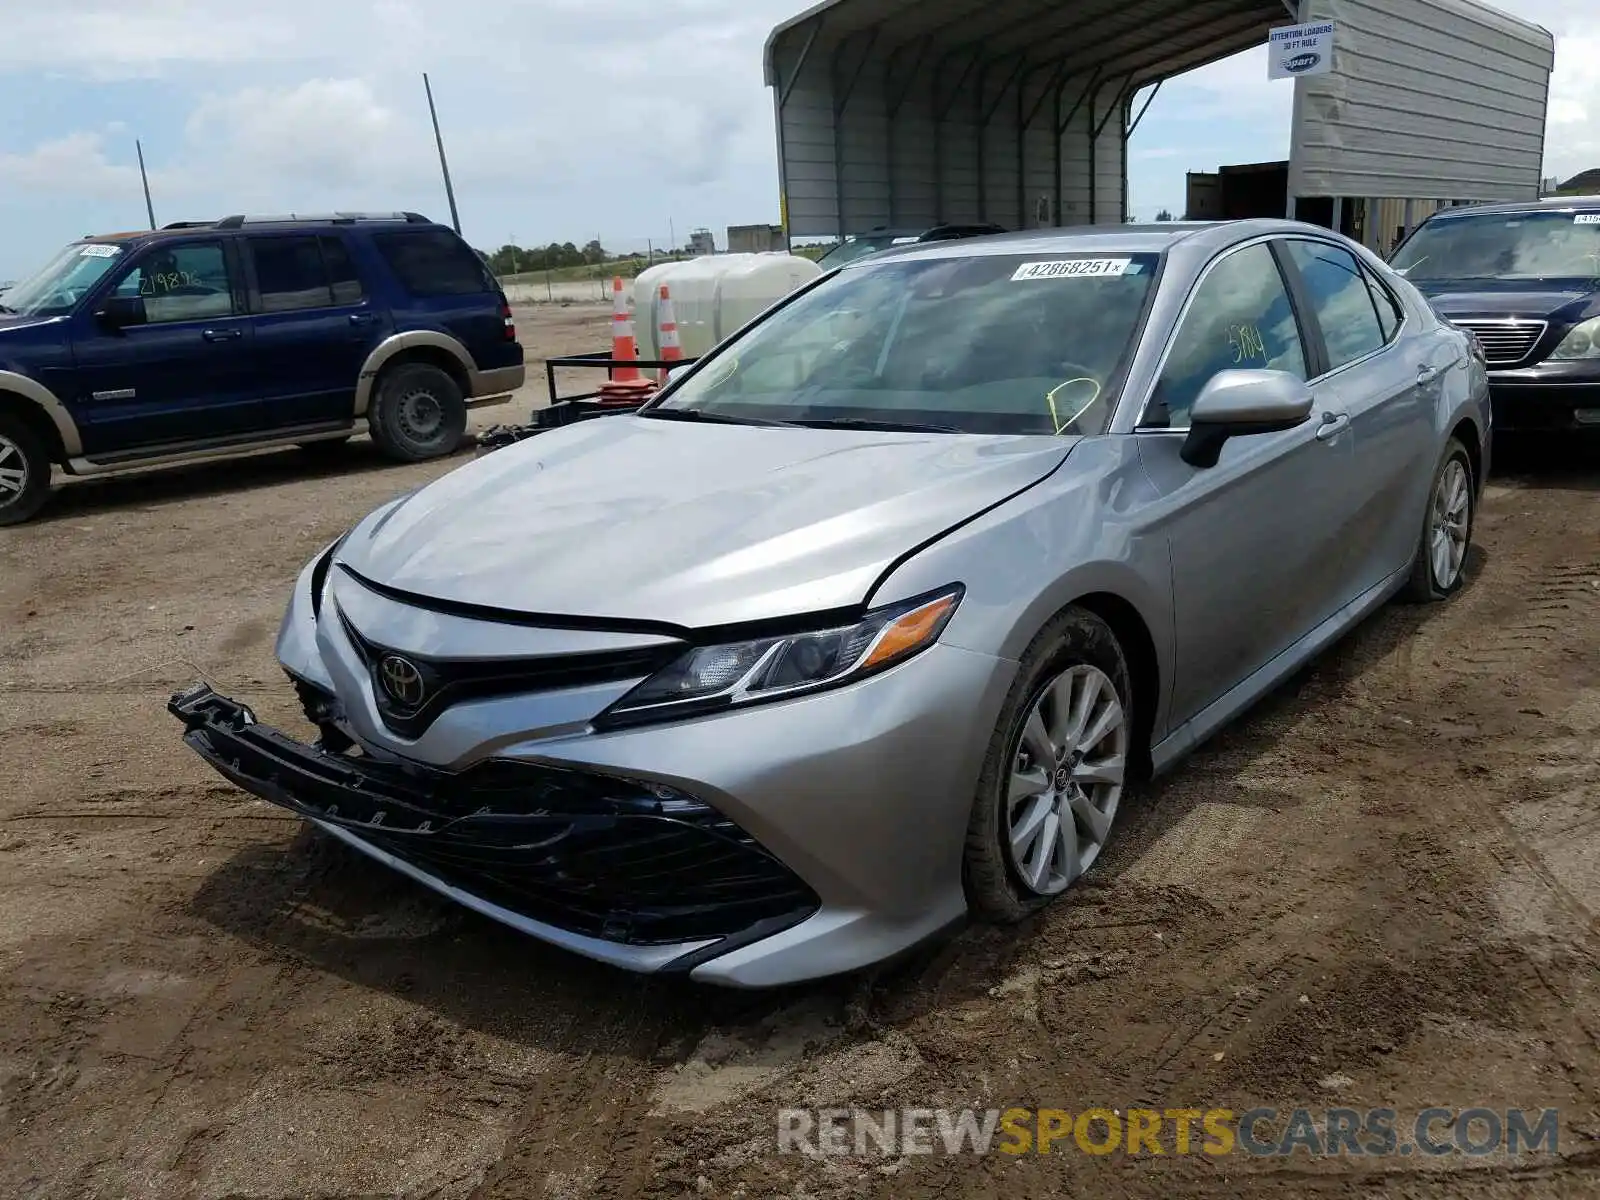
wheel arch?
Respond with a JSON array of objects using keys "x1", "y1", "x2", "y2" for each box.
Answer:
[
  {"x1": 354, "y1": 332, "x2": 474, "y2": 416},
  {"x1": 1449, "y1": 415, "x2": 1483, "y2": 492},
  {"x1": 0, "y1": 372, "x2": 80, "y2": 459},
  {"x1": 1064, "y1": 591, "x2": 1161, "y2": 783}
]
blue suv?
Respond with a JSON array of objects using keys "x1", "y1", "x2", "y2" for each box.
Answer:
[{"x1": 0, "y1": 212, "x2": 524, "y2": 524}]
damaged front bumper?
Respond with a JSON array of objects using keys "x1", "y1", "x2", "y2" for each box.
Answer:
[{"x1": 168, "y1": 683, "x2": 820, "y2": 975}]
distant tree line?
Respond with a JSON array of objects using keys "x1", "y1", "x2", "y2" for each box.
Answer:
[{"x1": 480, "y1": 240, "x2": 609, "y2": 276}]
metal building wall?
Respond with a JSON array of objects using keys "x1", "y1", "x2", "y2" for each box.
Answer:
[
  {"x1": 1288, "y1": 0, "x2": 1554, "y2": 203},
  {"x1": 772, "y1": 39, "x2": 1131, "y2": 240}
]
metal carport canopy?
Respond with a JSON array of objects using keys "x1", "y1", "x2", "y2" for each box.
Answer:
[{"x1": 765, "y1": 0, "x2": 1291, "y2": 239}]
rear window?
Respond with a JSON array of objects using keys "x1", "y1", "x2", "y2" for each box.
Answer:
[{"x1": 372, "y1": 229, "x2": 493, "y2": 297}]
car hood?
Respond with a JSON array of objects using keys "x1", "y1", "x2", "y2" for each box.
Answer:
[
  {"x1": 0, "y1": 313, "x2": 65, "y2": 335},
  {"x1": 1411, "y1": 278, "x2": 1599, "y2": 323},
  {"x1": 336, "y1": 415, "x2": 1075, "y2": 628}
]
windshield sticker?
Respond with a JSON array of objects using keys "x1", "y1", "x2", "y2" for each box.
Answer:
[
  {"x1": 1574, "y1": 214, "x2": 1600, "y2": 224},
  {"x1": 1012, "y1": 258, "x2": 1132, "y2": 281},
  {"x1": 79, "y1": 243, "x2": 120, "y2": 257}
]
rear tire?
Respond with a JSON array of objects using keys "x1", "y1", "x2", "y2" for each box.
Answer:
[
  {"x1": 1401, "y1": 437, "x2": 1474, "y2": 602},
  {"x1": 0, "y1": 413, "x2": 53, "y2": 526},
  {"x1": 964, "y1": 606, "x2": 1133, "y2": 923},
  {"x1": 368, "y1": 363, "x2": 467, "y2": 463}
]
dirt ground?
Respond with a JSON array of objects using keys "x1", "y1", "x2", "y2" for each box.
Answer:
[{"x1": 1, "y1": 307, "x2": 1597, "y2": 1199}]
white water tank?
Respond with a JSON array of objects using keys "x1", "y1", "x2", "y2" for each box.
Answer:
[{"x1": 631, "y1": 254, "x2": 821, "y2": 360}]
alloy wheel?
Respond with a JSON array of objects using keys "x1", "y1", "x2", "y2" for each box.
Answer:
[
  {"x1": 1430, "y1": 457, "x2": 1470, "y2": 589},
  {"x1": 1004, "y1": 663, "x2": 1128, "y2": 896},
  {"x1": 0, "y1": 434, "x2": 28, "y2": 501}
]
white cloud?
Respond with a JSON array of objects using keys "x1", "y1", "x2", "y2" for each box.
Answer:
[{"x1": 0, "y1": 132, "x2": 186, "y2": 201}]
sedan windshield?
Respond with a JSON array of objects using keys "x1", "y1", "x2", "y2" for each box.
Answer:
[
  {"x1": 651, "y1": 252, "x2": 1160, "y2": 436},
  {"x1": 0, "y1": 242, "x2": 124, "y2": 316},
  {"x1": 1391, "y1": 210, "x2": 1600, "y2": 282}
]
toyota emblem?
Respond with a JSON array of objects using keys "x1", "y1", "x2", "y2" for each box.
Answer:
[{"x1": 378, "y1": 655, "x2": 427, "y2": 709}]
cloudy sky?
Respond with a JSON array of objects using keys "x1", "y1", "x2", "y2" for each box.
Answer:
[{"x1": 0, "y1": 0, "x2": 1597, "y2": 279}]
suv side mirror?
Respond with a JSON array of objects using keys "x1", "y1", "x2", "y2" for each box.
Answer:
[
  {"x1": 1180, "y1": 369, "x2": 1314, "y2": 469},
  {"x1": 95, "y1": 295, "x2": 146, "y2": 330}
]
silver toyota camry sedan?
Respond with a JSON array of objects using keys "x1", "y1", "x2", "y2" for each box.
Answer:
[{"x1": 172, "y1": 219, "x2": 1490, "y2": 988}]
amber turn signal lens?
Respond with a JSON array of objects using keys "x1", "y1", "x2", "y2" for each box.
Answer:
[{"x1": 861, "y1": 593, "x2": 961, "y2": 671}]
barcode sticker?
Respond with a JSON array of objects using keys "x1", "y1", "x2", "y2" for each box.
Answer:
[
  {"x1": 1012, "y1": 258, "x2": 1132, "y2": 281},
  {"x1": 79, "y1": 243, "x2": 119, "y2": 257},
  {"x1": 1574, "y1": 213, "x2": 1600, "y2": 224}
]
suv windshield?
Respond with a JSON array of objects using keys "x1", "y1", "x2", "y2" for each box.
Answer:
[
  {"x1": 1, "y1": 242, "x2": 125, "y2": 316},
  {"x1": 1391, "y1": 210, "x2": 1600, "y2": 282},
  {"x1": 651, "y1": 251, "x2": 1159, "y2": 436}
]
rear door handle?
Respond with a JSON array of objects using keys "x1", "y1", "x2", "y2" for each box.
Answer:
[
  {"x1": 202, "y1": 328, "x2": 241, "y2": 342},
  {"x1": 1417, "y1": 364, "x2": 1440, "y2": 385},
  {"x1": 1315, "y1": 412, "x2": 1351, "y2": 442},
  {"x1": 349, "y1": 313, "x2": 377, "y2": 326}
]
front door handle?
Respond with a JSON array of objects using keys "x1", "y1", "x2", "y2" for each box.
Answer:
[
  {"x1": 1417, "y1": 364, "x2": 1440, "y2": 385},
  {"x1": 1315, "y1": 412, "x2": 1351, "y2": 442},
  {"x1": 202, "y1": 328, "x2": 242, "y2": 342},
  {"x1": 349, "y1": 313, "x2": 377, "y2": 326}
]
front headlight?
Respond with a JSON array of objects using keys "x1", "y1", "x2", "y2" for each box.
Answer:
[
  {"x1": 599, "y1": 585, "x2": 964, "y2": 725},
  {"x1": 1550, "y1": 315, "x2": 1600, "y2": 360}
]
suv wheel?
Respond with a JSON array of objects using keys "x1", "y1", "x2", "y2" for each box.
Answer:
[
  {"x1": 0, "y1": 413, "x2": 52, "y2": 526},
  {"x1": 368, "y1": 363, "x2": 467, "y2": 463}
]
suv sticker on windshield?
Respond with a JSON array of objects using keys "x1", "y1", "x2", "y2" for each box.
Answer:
[
  {"x1": 1574, "y1": 214, "x2": 1600, "y2": 224},
  {"x1": 79, "y1": 244, "x2": 120, "y2": 257},
  {"x1": 1012, "y1": 258, "x2": 1132, "y2": 281}
]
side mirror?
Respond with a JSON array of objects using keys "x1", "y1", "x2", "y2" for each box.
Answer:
[
  {"x1": 1180, "y1": 369, "x2": 1314, "y2": 469},
  {"x1": 94, "y1": 295, "x2": 145, "y2": 330}
]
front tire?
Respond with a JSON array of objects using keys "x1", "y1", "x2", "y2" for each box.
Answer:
[
  {"x1": 964, "y1": 607, "x2": 1133, "y2": 923},
  {"x1": 367, "y1": 363, "x2": 467, "y2": 463},
  {"x1": 1402, "y1": 437, "x2": 1474, "y2": 602},
  {"x1": 0, "y1": 414, "x2": 52, "y2": 526}
]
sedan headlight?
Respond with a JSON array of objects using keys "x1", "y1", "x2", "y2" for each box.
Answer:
[
  {"x1": 1550, "y1": 315, "x2": 1600, "y2": 360},
  {"x1": 600, "y1": 586, "x2": 964, "y2": 725}
]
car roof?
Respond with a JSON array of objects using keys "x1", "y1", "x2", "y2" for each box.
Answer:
[
  {"x1": 77, "y1": 212, "x2": 443, "y2": 244},
  {"x1": 1422, "y1": 195, "x2": 1600, "y2": 220},
  {"x1": 843, "y1": 219, "x2": 1337, "y2": 265}
]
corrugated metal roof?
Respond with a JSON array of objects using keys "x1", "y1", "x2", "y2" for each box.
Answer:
[{"x1": 766, "y1": 0, "x2": 1289, "y2": 91}]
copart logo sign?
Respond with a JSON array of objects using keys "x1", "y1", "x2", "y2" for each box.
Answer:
[{"x1": 1285, "y1": 51, "x2": 1322, "y2": 73}]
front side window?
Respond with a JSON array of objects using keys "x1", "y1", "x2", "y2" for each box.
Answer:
[
  {"x1": 0, "y1": 242, "x2": 125, "y2": 317},
  {"x1": 1285, "y1": 240, "x2": 1386, "y2": 370},
  {"x1": 250, "y1": 236, "x2": 334, "y2": 312},
  {"x1": 113, "y1": 242, "x2": 234, "y2": 324},
  {"x1": 653, "y1": 252, "x2": 1160, "y2": 435},
  {"x1": 1390, "y1": 209, "x2": 1600, "y2": 282},
  {"x1": 1148, "y1": 243, "x2": 1306, "y2": 428}
]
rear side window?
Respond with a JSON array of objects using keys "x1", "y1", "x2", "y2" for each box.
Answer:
[
  {"x1": 1363, "y1": 268, "x2": 1403, "y2": 343},
  {"x1": 372, "y1": 229, "x2": 491, "y2": 297},
  {"x1": 321, "y1": 236, "x2": 365, "y2": 305},
  {"x1": 250, "y1": 236, "x2": 333, "y2": 312},
  {"x1": 1283, "y1": 240, "x2": 1386, "y2": 370}
]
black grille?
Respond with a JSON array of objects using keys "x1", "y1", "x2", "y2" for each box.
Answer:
[
  {"x1": 171, "y1": 686, "x2": 819, "y2": 947},
  {"x1": 338, "y1": 611, "x2": 679, "y2": 739},
  {"x1": 1452, "y1": 319, "x2": 1546, "y2": 366}
]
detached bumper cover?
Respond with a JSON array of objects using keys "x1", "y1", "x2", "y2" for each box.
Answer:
[{"x1": 169, "y1": 684, "x2": 819, "y2": 961}]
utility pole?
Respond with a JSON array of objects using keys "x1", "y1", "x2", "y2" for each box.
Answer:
[
  {"x1": 423, "y1": 73, "x2": 462, "y2": 234},
  {"x1": 136, "y1": 140, "x2": 156, "y2": 229}
]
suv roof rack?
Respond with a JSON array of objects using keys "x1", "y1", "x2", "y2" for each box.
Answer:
[
  {"x1": 212, "y1": 212, "x2": 433, "y2": 229},
  {"x1": 161, "y1": 220, "x2": 217, "y2": 230}
]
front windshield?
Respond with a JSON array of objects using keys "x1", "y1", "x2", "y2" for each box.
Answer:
[
  {"x1": 1391, "y1": 210, "x2": 1600, "y2": 282},
  {"x1": 0, "y1": 242, "x2": 124, "y2": 316},
  {"x1": 653, "y1": 251, "x2": 1159, "y2": 435}
]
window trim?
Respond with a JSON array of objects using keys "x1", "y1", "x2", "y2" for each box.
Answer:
[
  {"x1": 99, "y1": 237, "x2": 242, "y2": 325},
  {"x1": 1132, "y1": 235, "x2": 1317, "y2": 434}
]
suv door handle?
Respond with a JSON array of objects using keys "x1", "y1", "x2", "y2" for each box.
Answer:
[
  {"x1": 1315, "y1": 412, "x2": 1351, "y2": 442},
  {"x1": 348, "y1": 313, "x2": 377, "y2": 326},
  {"x1": 1417, "y1": 364, "x2": 1440, "y2": 385},
  {"x1": 202, "y1": 328, "x2": 242, "y2": 342}
]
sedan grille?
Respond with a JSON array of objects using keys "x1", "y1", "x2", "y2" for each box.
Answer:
[{"x1": 1450, "y1": 319, "x2": 1547, "y2": 366}]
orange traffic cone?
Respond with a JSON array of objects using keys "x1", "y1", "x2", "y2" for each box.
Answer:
[
  {"x1": 597, "y1": 276, "x2": 656, "y2": 406},
  {"x1": 657, "y1": 284, "x2": 684, "y2": 385}
]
